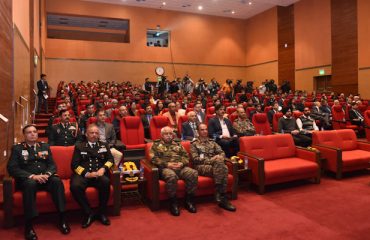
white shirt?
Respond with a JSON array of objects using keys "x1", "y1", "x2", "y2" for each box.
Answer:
[{"x1": 219, "y1": 118, "x2": 231, "y2": 138}]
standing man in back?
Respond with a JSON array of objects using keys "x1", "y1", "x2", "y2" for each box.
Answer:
[{"x1": 37, "y1": 74, "x2": 49, "y2": 114}]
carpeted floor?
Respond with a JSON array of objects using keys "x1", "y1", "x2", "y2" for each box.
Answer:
[{"x1": 1, "y1": 172, "x2": 370, "y2": 240}]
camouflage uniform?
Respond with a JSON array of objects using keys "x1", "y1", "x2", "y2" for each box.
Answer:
[
  {"x1": 233, "y1": 118, "x2": 256, "y2": 137},
  {"x1": 190, "y1": 138, "x2": 228, "y2": 193},
  {"x1": 149, "y1": 139, "x2": 198, "y2": 198}
]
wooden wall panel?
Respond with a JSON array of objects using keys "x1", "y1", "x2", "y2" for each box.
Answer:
[
  {"x1": 331, "y1": 0, "x2": 358, "y2": 95},
  {"x1": 278, "y1": 5, "x2": 295, "y2": 90},
  {"x1": 0, "y1": 0, "x2": 14, "y2": 178}
]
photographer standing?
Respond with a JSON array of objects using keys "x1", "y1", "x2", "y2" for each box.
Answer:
[
  {"x1": 207, "y1": 78, "x2": 220, "y2": 96},
  {"x1": 221, "y1": 79, "x2": 234, "y2": 101},
  {"x1": 234, "y1": 79, "x2": 244, "y2": 95}
]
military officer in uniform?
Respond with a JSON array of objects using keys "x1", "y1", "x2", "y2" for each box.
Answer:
[
  {"x1": 7, "y1": 124, "x2": 70, "y2": 240},
  {"x1": 70, "y1": 124, "x2": 114, "y2": 228},
  {"x1": 190, "y1": 123, "x2": 236, "y2": 211},
  {"x1": 149, "y1": 126, "x2": 198, "y2": 216},
  {"x1": 48, "y1": 109, "x2": 78, "y2": 146}
]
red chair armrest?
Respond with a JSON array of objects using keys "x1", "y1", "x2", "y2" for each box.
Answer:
[
  {"x1": 296, "y1": 146, "x2": 320, "y2": 163},
  {"x1": 357, "y1": 141, "x2": 370, "y2": 151},
  {"x1": 312, "y1": 144, "x2": 341, "y2": 162}
]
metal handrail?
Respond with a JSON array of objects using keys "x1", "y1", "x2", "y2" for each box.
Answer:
[
  {"x1": 0, "y1": 113, "x2": 10, "y2": 158},
  {"x1": 20, "y1": 96, "x2": 29, "y2": 125},
  {"x1": 15, "y1": 101, "x2": 25, "y2": 129},
  {"x1": 32, "y1": 89, "x2": 37, "y2": 123}
]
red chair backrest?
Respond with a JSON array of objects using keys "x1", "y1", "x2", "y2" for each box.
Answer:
[
  {"x1": 229, "y1": 114, "x2": 238, "y2": 124},
  {"x1": 120, "y1": 116, "x2": 145, "y2": 145},
  {"x1": 226, "y1": 107, "x2": 237, "y2": 116},
  {"x1": 185, "y1": 108, "x2": 194, "y2": 115},
  {"x1": 365, "y1": 110, "x2": 370, "y2": 141},
  {"x1": 252, "y1": 113, "x2": 272, "y2": 135},
  {"x1": 50, "y1": 146, "x2": 75, "y2": 179},
  {"x1": 264, "y1": 106, "x2": 272, "y2": 114},
  {"x1": 246, "y1": 107, "x2": 255, "y2": 118},
  {"x1": 313, "y1": 129, "x2": 358, "y2": 151},
  {"x1": 177, "y1": 115, "x2": 189, "y2": 137},
  {"x1": 331, "y1": 105, "x2": 347, "y2": 130},
  {"x1": 149, "y1": 116, "x2": 170, "y2": 140},
  {"x1": 239, "y1": 134, "x2": 295, "y2": 161},
  {"x1": 293, "y1": 111, "x2": 303, "y2": 119},
  {"x1": 206, "y1": 106, "x2": 215, "y2": 115},
  {"x1": 272, "y1": 112, "x2": 284, "y2": 132}
]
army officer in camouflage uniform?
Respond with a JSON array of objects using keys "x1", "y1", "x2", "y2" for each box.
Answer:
[
  {"x1": 70, "y1": 124, "x2": 114, "y2": 228},
  {"x1": 49, "y1": 109, "x2": 78, "y2": 146},
  {"x1": 190, "y1": 123, "x2": 236, "y2": 211},
  {"x1": 149, "y1": 126, "x2": 198, "y2": 216},
  {"x1": 7, "y1": 124, "x2": 70, "y2": 240}
]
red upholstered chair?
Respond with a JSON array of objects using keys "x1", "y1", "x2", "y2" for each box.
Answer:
[
  {"x1": 264, "y1": 106, "x2": 272, "y2": 114},
  {"x1": 205, "y1": 114, "x2": 215, "y2": 125},
  {"x1": 110, "y1": 109, "x2": 119, "y2": 122},
  {"x1": 238, "y1": 134, "x2": 320, "y2": 194},
  {"x1": 365, "y1": 110, "x2": 370, "y2": 142},
  {"x1": 252, "y1": 113, "x2": 272, "y2": 135},
  {"x1": 312, "y1": 129, "x2": 370, "y2": 179},
  {"x1": 177, "y1": 115, "x2": 189, "y2": 137},
  {"x1": 229, "y1": 114, "x2": 238, "y2": 124},
  {"x1": 206, "y1": 106, "x2": 215, "y2": 115},
  {"x1": 272, "y1": 112, "x2": 284, "y2": 132},
  {"x1": 86, "y1": 116, "x2": 111, "y2": 127},
  {"x1": 120, "y1": 116, "x2": 146, "y2": 150},
  {"x1": 141, "y1": 141, "x2": 238, "y2": 210},
  {"x1": 185, "y1": 108, "x2": 194, "y2": 115},
  {"x1": 293, "y1": 111, "x2": 303, "y2": 119},
  {"x1": 331, "y1": 105, "x2": 358, "y2": 130},
  {"x1": 149, "y1": 116, "x2": 170, "y2": 140},
  {"x1": 246, "y1": 107, "x2": 256, "y2": 119},
  {"x1": 226, "y1": 107, "x2": 237, "y2": 116},
  {"x1": 3, "y1": 146, "x2": 121, "y2": 227}
]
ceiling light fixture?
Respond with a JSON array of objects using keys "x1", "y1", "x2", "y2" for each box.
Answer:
[
  {"x1": 231, "y1": 11, "x2": 235, "y2": 14},
  {"x1": 248, "y1": 1, "x2": 252, "y2": 5},
  {"x1": 162, "y1": 2, "x2": 166, "y2": 6},
  {"x1": 198, "y1": 5, "x2": 203, "y2": 10}
]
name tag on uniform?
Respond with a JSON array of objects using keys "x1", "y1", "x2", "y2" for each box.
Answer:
[
  {"x1": 22, "y1": 150, "x2": 29, "y2": 156},
  {"x1": 98, "y1": 148, "x2": 107, "y2": 153},
  {"x1": 81, "y1": 152, "x2": 87, "y2": 155},
  {"x1": 200, "y1": 153, "x2": 204, "y2": 159}
]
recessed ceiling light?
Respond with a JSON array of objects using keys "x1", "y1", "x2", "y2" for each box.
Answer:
[
  {"x1": 162, "y1": 2, "x2": 166, "y2": 6},
  {"x1": 231, "y1": 11, "x2": 235, "y2": 14},
  {"x1": 198, "y1": 5, "x2": 203, "y2": 10},
  {"x1": 248, "y1": 1, "x2": 252, "y2": 5}
]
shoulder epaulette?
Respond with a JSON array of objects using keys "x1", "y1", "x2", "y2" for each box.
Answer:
[{"x1": 153, "y1": 139, "x2": 161, "y2": 142}]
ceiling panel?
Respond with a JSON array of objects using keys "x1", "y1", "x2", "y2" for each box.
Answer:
[{"x1": 82, "y1": 0, "x2": 300, "y2": 19}]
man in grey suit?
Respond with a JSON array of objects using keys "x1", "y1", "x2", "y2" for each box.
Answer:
[
  {"x1": 194, "y1": 103, "x2": 205, "y2": 123},
  {"x1": 96, "y1": 110, "x2": 124, "y2": 166}
]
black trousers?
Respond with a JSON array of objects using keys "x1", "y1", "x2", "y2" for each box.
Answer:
[
  {"x1": 70, "y1": 174, "x2": 110, "y2": 215},
  {"x1": 37, "y1": 95, "x2": 48, "y2": 113},
  {"x1": 216, "y1": 137, "x2": 240, "y2": 158},
  {"x1": 18, "y1": 176, "x2": 66, "y2": 221},
  {"x1": 292, "y1": 134, "x2": 312, "y2": 148}
]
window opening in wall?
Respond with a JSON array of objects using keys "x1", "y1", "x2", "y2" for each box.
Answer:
[{"x1": 47, "y1": 13, "x2": 130, "y2": 43}]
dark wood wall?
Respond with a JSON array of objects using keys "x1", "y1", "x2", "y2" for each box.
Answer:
[
  {"x1": 278, "y1": 5, "x2": 295, "y2": 90},
  {"x1": 0, "y1": 0, "x2": 14, "y2": 178},
  {"x1": 331, "y1": 0, "x2": 358, "y2": 95}
]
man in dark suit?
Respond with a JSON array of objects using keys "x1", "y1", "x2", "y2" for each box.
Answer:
[
  {"x1": 208, "y1": 104, "x2": 239, "y2": 157},
  {"x1": 349, "y1": 102, "x2": 365, "y2": 127},
  {"x1": 267, "y1": 102, "x2": 280, "y2": 124},
  {"x1": 194, "y1": 103, "x2": 205, "y2": 123},
  {"x1": 7, "y1": 124, "x2": 70, "y2": 240},
  {"x1": 70, "y1": 124, "x2": 114, "y2": 228},
  {"x1": 320, "y1": 100, "x2": 332, "y2": 115},
  {"x1": 141, "y1": 105, "x2": 153, "y2": 139},
  {"x1": 182, "y1": 111, "x2": 199, "y2": 140},
  {"x1": 37, "y1": 74, "x2": 49, "y2": 113}
]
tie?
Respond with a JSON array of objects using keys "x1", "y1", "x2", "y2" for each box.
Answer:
[{"x1": 91, "y1": 143, "x2": 96, "y2": 148}]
